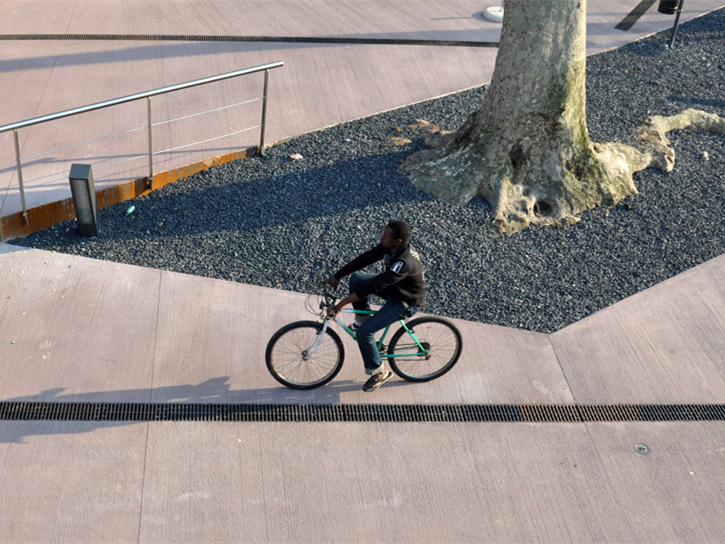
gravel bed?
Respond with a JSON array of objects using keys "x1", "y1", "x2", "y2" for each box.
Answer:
[{"x1": 12, "y1": 9, "x2": 725, "y2": 333}]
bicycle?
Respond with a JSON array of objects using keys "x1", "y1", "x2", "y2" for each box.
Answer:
[{"x1": 265, "y1": 291, "x2": 463, "y2": 390}]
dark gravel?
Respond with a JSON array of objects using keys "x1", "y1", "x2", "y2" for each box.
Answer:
[{"x1": 12, "y1": 9, "x2": 725, "y2": 333}]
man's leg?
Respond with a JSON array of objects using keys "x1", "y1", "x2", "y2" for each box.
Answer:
[
  {"x1": 356, "y1": 297, "x2": 409, "y2": 376},
  {"x1": 348, "y1": 273, "x2": 375, "y2": 323}
]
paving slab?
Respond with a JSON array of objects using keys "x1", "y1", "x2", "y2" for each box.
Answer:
[
  {"x1": 550, "y1": 254, "x2": 725, "y2": 404},
  {"x1": 152, "y1": 262, "x2": 573, "y2": 405},
  {"x1": 1, "y1": 239, "x2": 725, "y2": 543},
  {"x1": 0, "y1": 422, "x2": 147, "y2": 543},
  {"x1": 1, "y1": 2, "x2": 725, "y2": 542},
  {"x1": 586, "y1": 421, "x2": 725, "y2": 542},
  {"x1": 3, "y1": 418, "x2": 724, "y2": 542},
  {"x1": 139, "y1": 422, "x2": 636, "y2": 543},
  {"x1": 0, "y1": 247, "x2": 159, "y2": 402},
  {"x1": 0, "y1": 39, "x2": 498, "y2": 221}
]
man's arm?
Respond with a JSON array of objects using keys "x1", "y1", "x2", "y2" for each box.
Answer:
[
  {"x1": 353, "y1": 263, "x2": 408, "y2": 300},
  {"x1": 321, "y1": 275, "x2": 341, "y2": 290},
  {"x1": 322, "y1": 245, "x2": 386, "y2": 316},
  {"x1": 332, "y1": 245, "x2": 385, "y2": 280},
  {"x1": 327, "y1": 264, "x2": 408, "y2": 318},
  {"x1": 326, "y1": 292, "x2": 360, "y2": 319}
]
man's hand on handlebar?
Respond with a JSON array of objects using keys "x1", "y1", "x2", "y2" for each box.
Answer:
[
  {"x1": 326, "y1": 303, "x2": 343, "y2": 319},
  {"x1": 321, "y1": 276, "x2": 341, "y2": 318},
  {"x1": 324, "y1": 291, "x2": 361, "y2": 320},
  {"x1": 321, "y1": 276, "x2": 340, "y2": 290}
]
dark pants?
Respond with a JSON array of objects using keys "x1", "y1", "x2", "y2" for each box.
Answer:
[{"x1": 349, "y1": 273, "x2": 417, "y2": 375}]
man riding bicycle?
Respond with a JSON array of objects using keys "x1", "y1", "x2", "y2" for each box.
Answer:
[{"x1": 322, "y1": 220, "x2": 428, "y2": 392}]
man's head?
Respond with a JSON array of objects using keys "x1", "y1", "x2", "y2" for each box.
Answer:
[{"x1": 381, "y1": 220, "x2": 411, "y2": 251}]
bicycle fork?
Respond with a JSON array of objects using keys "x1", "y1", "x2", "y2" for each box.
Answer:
[{"x1": 302, "y1": 320, "x2": 332, "y2": 360}]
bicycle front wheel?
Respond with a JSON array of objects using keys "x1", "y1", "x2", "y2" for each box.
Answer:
[
  {"x1": 265, "y1": 321, "x2": 345, "y2": 390},
  {"x1": 388, "y1": 316, "x2": 462, "y2": 382}
]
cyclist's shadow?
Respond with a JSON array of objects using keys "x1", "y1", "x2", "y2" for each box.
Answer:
[
  {"x1": 1, "y1": 376, "x2": 416, "y2": 443},
  {"x1": 237, "y1": 379, "x2": 371, "y2": 403},
  {"x1": 3, "y1": 376, "x2": 371, "y2": 406}
]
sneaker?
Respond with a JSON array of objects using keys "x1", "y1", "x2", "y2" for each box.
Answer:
[
  {"x1": 349, "y1": 321, "x2": 363, "y2": 332},
  {"x1": 362, "y1": 368, "x2": 392, "y2": 392}
]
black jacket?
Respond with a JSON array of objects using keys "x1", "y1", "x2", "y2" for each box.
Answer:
[{"x1": 334, "y1": 243, "x2": 428, "y2": 306}]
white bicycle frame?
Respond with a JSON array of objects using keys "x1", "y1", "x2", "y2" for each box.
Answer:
[{"x1": 303, "y1": 309, "x2": 357, "y2": 359}]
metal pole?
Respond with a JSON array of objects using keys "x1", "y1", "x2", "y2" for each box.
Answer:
[
  {"x1": 669, "y1": 0, "x2": 685, "y2": 48},
  {"x1": 259, "y1": 69, "x2": 270, "y2": 156},
  {"x1": 147, "y1": 97, "x2": 154, "y2": 189},
  {"x1": 13, "y1": 130, "x2": 29, "y2": 225}
]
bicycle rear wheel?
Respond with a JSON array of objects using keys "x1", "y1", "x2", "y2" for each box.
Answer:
[
  {"x1": 388, "y1": 316, "x2": 462, "y2": 382},
  {"x1": 265, "y1": 321, "x2": 344, "y2": 390}
]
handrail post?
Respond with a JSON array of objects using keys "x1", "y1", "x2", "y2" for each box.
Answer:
[
  {"x1": 147, "y1": 97, "x2": 154, "y2": 189},
  {"x1": 259, "y1": 69, "x2": 270, "y2": 156},
  {"x1": 13, "y1": 130, "x2": 29, "y2": 225}
]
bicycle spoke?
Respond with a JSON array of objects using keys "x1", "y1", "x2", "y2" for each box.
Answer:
[
  {"x1": 277, "y1": 333, "x2": 335, "y2": 378},
  {"x1": 388, "y1": 317, "x2": 462, "y2": 381},
  {"x1": 266, "y1": 322, "x2": 344, "y2": 389}
]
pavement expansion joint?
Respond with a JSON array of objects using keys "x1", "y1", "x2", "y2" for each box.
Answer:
[{"x1": 0, "y1": 34, "x2": 499, "y2": 47}]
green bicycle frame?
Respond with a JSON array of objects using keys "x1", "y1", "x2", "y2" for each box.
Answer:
[{"x1": 336, "y1": 308, "x2": 428, "y2": 358}]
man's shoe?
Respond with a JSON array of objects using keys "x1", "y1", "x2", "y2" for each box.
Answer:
[
  {"x1": 349, "y1": 321, "x2": 362, "y2": 332},
  {"x1": 362, "y1": 368, "x2": 392, "y2": 392}
]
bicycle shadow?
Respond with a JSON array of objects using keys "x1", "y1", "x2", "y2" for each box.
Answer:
[{"x1": 0, "y1": 376, "x2": 414, "y2": 444}]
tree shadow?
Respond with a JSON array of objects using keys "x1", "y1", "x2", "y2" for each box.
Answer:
[
  {"x1": 17, "y1": 147, "x2": 435, "y2": 246},
  {"x1": 669, "y1": 96, "x2": 725, "y2": 109}
]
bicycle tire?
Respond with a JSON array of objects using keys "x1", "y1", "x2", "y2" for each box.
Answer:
[
  {"x1": 265, "y1": 321, "x2": 345, "y2": 390},
  {"x1": 388, "y1": 316, "x2": 462, "y2": 382}
]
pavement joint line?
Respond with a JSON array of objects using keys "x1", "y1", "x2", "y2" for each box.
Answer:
[{"x1": 0, "y1": 34, "x2": 499, "y2": 48}]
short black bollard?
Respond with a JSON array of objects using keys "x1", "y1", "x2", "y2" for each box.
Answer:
[
  {"x1": 69, "y1": 163, "x2": 99, "y2": 237},
  {"x1": 658, "y1": 0, "x2": 680, "y2": 14}
]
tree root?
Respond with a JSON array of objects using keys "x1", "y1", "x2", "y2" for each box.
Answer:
[
  {"x1": 638, "y1": 108, "x2": 725, "y2": 172},
  {"x1": 402, "y1": 109, "x2": 725, "y2": 235}
]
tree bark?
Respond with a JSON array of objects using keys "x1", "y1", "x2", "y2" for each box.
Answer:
[
  {"x1": 403, "y1": 0, "x2": 646, "y2": 234},
  {"x1": 403, "y1": 1, "x2": 725, "y2": 235}
]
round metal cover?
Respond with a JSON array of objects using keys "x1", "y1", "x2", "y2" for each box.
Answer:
[{"x1": 634, "y1": 443, "x2": 650, "y2": 455}]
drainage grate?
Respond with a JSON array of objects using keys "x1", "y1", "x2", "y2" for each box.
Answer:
[
  {"x1": 1, "y1": 403, "x2": 724, "y2": 422},
  {"x1": 0, "y1": 34, "x2": 499, "y2": 48}
]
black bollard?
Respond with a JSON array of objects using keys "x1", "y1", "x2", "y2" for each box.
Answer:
[
  {"x1": 658, "y1": 0, "x2": 680, "y2": 15},
  {"x1": 658, "y1": 0, "x2": 685, "y2": 48}
]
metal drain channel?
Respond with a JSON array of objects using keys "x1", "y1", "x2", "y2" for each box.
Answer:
[
  {"x1": 1, "y1": 403, "x2": 724, "y2": 422},
  {"x1": 0, "y1": 34, "x2": 498, "y2": 48}
]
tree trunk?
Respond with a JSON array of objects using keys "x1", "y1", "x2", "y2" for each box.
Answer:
[{"x1": 403, "y1": 0, "x2": 648, "y2": 234}]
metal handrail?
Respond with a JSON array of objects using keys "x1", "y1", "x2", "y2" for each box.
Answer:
[{"x1": 0, "y1": 60, "x2": 284, "y2": 224}]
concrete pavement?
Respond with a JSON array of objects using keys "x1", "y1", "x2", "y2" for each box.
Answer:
[{"x1": 1, "y1": 2, "x2": 725, "y2": 542}]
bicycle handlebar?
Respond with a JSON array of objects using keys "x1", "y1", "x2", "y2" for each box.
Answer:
[{"x1": 319, "y1": 290, "x2": 338, "y2": 309}]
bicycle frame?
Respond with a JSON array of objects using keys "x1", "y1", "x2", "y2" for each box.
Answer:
[{"x1": 303, "y1": 307, "x2": 428, "y2": 360}]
